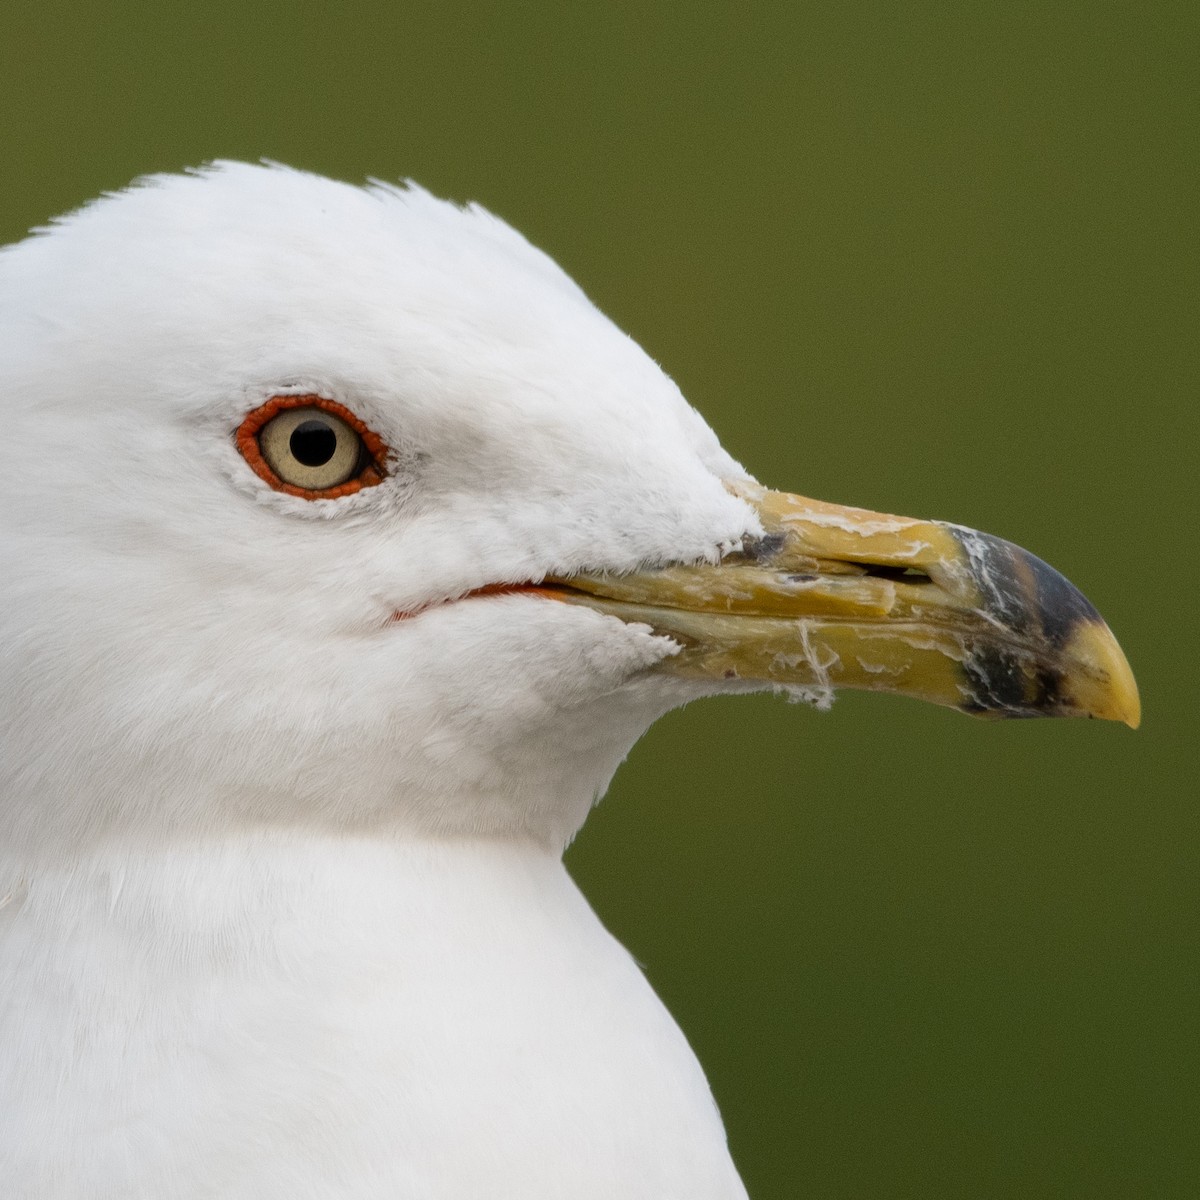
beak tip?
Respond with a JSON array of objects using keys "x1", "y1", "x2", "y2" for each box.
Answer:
[{"x1": 1066, "y1": 619, "x2": 1141, "y2": 729}]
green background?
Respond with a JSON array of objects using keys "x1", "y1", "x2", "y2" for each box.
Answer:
[{"x1": 4, "y1": 3, "x2": 1194, "y2": 1196}]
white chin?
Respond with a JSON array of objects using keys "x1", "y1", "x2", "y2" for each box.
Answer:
[{"x1": 359, "y1": 595, "x2": 687, "y2": 844}]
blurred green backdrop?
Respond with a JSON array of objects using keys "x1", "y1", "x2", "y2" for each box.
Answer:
[{"x1": 4, "y1": 3, "x2": 1194, "y2": 1196}]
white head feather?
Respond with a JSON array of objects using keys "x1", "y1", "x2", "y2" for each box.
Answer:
[{"x1": 0, "y1": 162, "x2": 761, "y2": 855}]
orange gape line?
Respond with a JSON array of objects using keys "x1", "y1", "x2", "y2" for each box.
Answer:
[
  {"x1": 390, "y1": 583, "x2": 569, "y2": 622},
  {"x1": 236, "y1": 394, "x2": 390, "y2": 499}
]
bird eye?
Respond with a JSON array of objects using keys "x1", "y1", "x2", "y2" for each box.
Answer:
[{"x1": 236, "y1": 396, "x2": 388, "y2": 499}]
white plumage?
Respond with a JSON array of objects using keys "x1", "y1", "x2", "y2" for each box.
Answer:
[
  {"x1": 0, "y1": 162, "x2": 1138, "y2": 1199},
  {"x1": 0, "y1": 164, "x2": 757, "y2": 1198}
]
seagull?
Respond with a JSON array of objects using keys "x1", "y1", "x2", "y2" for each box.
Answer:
[{"x1": 0, "y1": 163, "x2": 1138, "y2": 1199}]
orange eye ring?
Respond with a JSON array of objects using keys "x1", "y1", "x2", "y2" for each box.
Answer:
[{"x1": 236, "y1": 395, "x2": 390, "y2": 499}]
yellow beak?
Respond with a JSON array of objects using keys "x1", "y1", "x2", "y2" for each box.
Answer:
[{"x1": 551, "y1": 482, "x2": 1140, "y2": 727}]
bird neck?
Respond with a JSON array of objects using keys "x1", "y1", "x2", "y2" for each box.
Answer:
[{"x1": 0, "y1": 831, "x2": 575, "y2": 973}]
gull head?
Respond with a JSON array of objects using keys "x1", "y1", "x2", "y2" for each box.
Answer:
[{"x1": 0, "y1": 163, "x2": 1138, "y2": 857}]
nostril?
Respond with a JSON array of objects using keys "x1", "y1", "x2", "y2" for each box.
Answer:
[{"x1": 858, "y1": 563, "x2": 934, "y2": 584}]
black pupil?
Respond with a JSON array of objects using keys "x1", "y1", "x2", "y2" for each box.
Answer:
[{"x1": 289, "y1": 420, "x2": 338, "y2": 467}]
